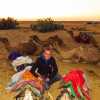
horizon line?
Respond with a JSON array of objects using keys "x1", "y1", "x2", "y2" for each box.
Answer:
[{"x1": 0, "y1": 16, "x2": 100, "y2": 21}]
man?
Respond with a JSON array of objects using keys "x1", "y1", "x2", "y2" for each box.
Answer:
[{"x1": 31, "y1": 47, "x2": 61, "y2": 89}]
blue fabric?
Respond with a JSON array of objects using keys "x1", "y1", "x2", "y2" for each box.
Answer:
[
  {"x1": 44, "y1": 74, "x2": 61, "y2": 90},
  {"x1": 8, "y1": 51, "x2": 22, "y2": 61}
]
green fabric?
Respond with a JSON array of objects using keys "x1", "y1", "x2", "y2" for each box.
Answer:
[
  {"x1": 63, "y1": 81, "x2": 76, "y2": 97},
  {"x1": 63, "y1": 81, "x2": 86, "y2": 100}
]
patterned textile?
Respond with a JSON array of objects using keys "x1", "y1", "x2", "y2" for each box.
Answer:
[
  {"x1": 11, "y1": 80, "x2": 44, "y2": 93},
  {"x1": 9, "y1": 71, "x2": 44, "y2": 92},
  {"x1": 63, "y1": 69, "x2": 90, "y2": 100}
]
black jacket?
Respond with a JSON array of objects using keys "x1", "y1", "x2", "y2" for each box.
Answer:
[{"x1": 31, "y1": 55, "x2": 58, "y2": 79}]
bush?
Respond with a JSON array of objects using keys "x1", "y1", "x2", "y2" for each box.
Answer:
[
  {"x1": 0, "y1": 17, "x2": 19, "y2": 29},
  {"x1": 31, "y1": 18, "x2": 64, "y2": 32}
]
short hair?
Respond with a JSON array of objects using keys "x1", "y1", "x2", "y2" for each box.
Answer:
[{"x1": 42, "y1": 45, "x2": 52, "y2": 53}]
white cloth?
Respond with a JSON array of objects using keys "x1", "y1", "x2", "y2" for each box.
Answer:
[
  {"x1": 23, "y1": 89, "x2": 33, "y2": 100},
  {"x1": 6, "y1": 56, "x2": 34, "y2": 91},
  {"x1": 6, "y1": 66, "x2": 32, "y2": 91},
  {"x1": 11, "y1": 56, "x2": 33, "y2": 71}
]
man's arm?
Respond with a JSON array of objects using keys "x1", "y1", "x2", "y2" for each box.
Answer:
[
  {"x1": 30, "y1": 58, "x2": 40, "y2": 77},
  {"x1": 49, "y1": 57, "x2": 58, "y2": 79},
  {"x1": 52, "y1": 57, "x2": 58, "y2": 73}
]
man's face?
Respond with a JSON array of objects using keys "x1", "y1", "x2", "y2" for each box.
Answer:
[{"x1": 43, "y1": 50, "x2": 51, "y2": 60}]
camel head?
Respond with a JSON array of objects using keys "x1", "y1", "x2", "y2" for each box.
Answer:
[
  {"x1": 0, "y1": 37, "x2": 9, "y2": 45},
  {"x1": 67, "y1": 30, "x2": 74, "y2": 37},
  {"x1": 29, "y1": 35, "x2": 40, "y2": 42},
  {"x1": 52, "y1": 35, "x2": 66, "y2": 47}
]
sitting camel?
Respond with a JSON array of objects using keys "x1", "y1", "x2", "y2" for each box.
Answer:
[
  {"x1": 59, "y1": 46, "x2": 100, "y2": 63},
  {"x1": 30, "y1": 35, "x2": 67, "y2": 50},
  {"x1": 0, "y1": 37, "x2": 38, "y2": 56},
  {"x1": 67, "y1": 30, "x2": 100, "y2": 51},
  {"x1": 0, "y1": 35, "x2": 66, "y2": 57}
]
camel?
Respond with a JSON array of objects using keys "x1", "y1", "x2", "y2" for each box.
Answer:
[
  {"x1": 0, "y1": 37, "x2": 39, "y2": 56},
  {"x1": 59, "y1": 46, "x2": 100, "y2": 63},
  {"x1": 0, "y1": 36, "x2": 99, "y2": 64},
  {"x1": 29, "y1": 35, "x2": 100, "y2": 63},
  {"x1": 30, "y1": 35, "x2": 67, "y2": 50},
  {"x1": 0, "y1": 35, "x2": 66, "y2": 57},
  {"x1": 66, "y1": 30, "x2": 100, "y2": 51}
]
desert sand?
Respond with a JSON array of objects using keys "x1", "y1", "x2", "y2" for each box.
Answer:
[{"x1": 0, "y1": 21, "x2": 100, "y2": 100}]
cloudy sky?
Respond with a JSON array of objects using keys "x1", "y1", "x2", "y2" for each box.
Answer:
[{"x1": 0, "y1": 0, "x2": 100, "y2": 20}]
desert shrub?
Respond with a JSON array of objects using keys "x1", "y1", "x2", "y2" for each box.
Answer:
[
  {"x1": 0, "y1": 17, "x2": 19, "y2": 29},
  {"x1": 87, "y1": 21, "x2": 100, "y2": 25},
  {"x1": 86, "y1": 21, "x2": 93, "y2": 24},
  {"x1": 31, "y1": 18, "x2": 64, "y2": 32}
]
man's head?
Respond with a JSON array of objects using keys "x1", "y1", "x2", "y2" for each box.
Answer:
[{"x1": 43, "y1": 47, "x2": 52, "y2": 60}]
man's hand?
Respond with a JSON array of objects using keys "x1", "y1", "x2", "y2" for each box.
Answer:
[{"x1": 46, "y1": 78, "x2": 50, "y2": 82}]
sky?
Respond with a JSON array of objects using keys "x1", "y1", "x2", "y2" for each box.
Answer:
[{"x1": 0, "y1": 0, "x2": 100, "y2": 21}]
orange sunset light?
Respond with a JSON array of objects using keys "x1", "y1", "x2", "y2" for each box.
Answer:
[{"x1": 0, "y1": 0, "x2": 100, "y2": 21}]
